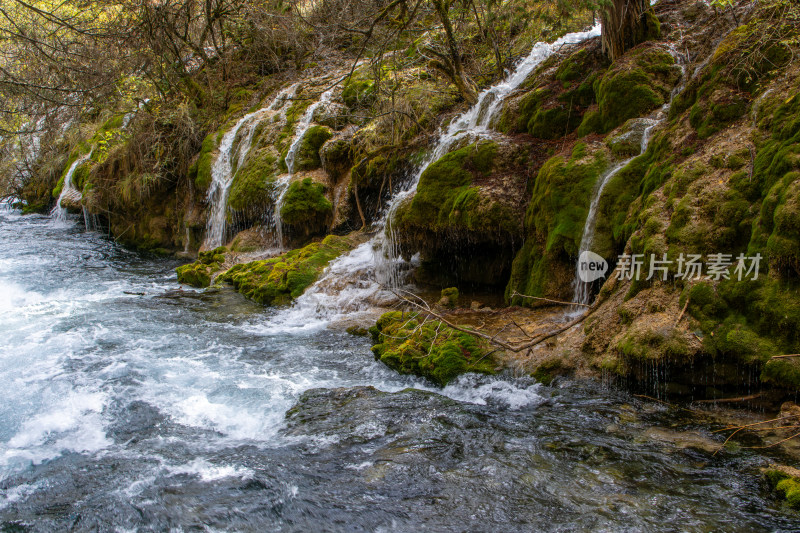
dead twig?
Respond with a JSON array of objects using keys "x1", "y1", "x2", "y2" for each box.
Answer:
[
  {"x1": 770, "y1": 354, "x2": 800, "y2": 360},
  {"x1": 510, "y1": 291, "x2": 589, "y2": 308}
]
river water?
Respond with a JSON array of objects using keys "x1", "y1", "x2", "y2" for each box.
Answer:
[{"x1": 0, "y1": 207, "x2": 797, "y2": 531}]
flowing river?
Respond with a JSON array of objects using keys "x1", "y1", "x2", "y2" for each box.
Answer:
[{"x1": 0, "y1": 207, "x2": 797, "y2": 531}]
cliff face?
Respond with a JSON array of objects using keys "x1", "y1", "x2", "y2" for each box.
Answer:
[{"x1": 12, "y1": 0, "x2": 800, "y2": 400}]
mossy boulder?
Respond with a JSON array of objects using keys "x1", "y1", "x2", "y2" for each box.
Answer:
[
  {"x1": 228, "y1": 149, "x2": 279, "y2": 213},
  {"x1": 578, "y1": 44, "x2": 681, "y2": 135},
  {"x1": 392, "y1": 140, "x2": 526, "y2": 287},
  {"x1": 369, "y1": 311, "x2": 497, "y2": 386},
  {"x1": 218, "y1": 235, "x2": 351, "y2": 305},
  {"x1": 506, "y1": 143, "x2": 609, "y2": 303},
  {"x1": 291, "y1": 125, "x2": 333, "y2": 172},
  {"x1": 765, "y1": 467, "x2": 800, "y2": 509},
  {"x1": 176, "y1": 247, "x2": 227, "y2": 288},
  {"x1": 279, "y1": 177, "x2": 333, "y2": 237}
]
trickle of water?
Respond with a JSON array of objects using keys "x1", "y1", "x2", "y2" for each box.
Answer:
[
  {"x1": 51, "y1": 150, "x2": 93, "y2": 223},
  {"x1": 572, "y1": 46, "x2": 687, "y2": 305},
  {"x1": 272, "y1": 86, "x2": 337, "y2": 250}
]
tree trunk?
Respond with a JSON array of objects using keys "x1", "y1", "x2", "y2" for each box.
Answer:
[
  {"x1": 600, "y1": 0, "x2": 660, "y2": 61},
  {"x1": 432, "y1": 0, "x2": 478, "y2": 105}
]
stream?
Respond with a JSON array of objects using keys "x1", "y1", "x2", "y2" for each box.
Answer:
[{"x1": 0, "y1": 206, "x2": 798, "y2": 530}]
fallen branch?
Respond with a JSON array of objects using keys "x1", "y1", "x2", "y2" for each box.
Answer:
[
  {"x1": 392, "y1": 288, "x2": 597, "y2": 353},
  {"x1": 510, "y1": 291, "x2": 589, "y2": 308},
  {"x1": 674, "y1": 297, "x2": 689, "y2": 327},
  {"x1": 770, "y1": 354, "x2": 800, "y2": 360},
  {"x1": 693, "y1": 393, "x2": 761, "y2": 404}
]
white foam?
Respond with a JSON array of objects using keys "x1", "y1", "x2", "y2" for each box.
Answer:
[{"x1": 166, "y1": 458, "x2": 254, "y2": 482}]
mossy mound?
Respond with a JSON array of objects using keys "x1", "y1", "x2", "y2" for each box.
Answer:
[
  {"x1": 218, "y1": 235, "x2": 351, "y2": 305},
  {"x1": 176, "y1": 247, "x2": 227, "y2": 288},
  {"x1": 342, "y1": 75, "x2": 376, "y2": 109},
  {"x1": 369, "y1": 311, "x2": 497, "y2": 386},
  {"x1": 578, "y1": 44, "x2": 681, "y2": 135},
  {"x1": 765, "y1": 468, "x2": 800, "y2": 509},
  {"x1": 291, "y1": 125, "x2": 333, "y2": 172},
  {"x1": 506, "y1": 142, "x2": 609, "y2": 303},
  {"x1": 228, "y1": 148, "x2": 279, "y2": 213},
  {"x1": 500, "y1": 46, "x2": 606, "y2": 139},
  {"x1": 391, "y1": 141, "x2": 526, "y2": 286},
  {"x1": 279, "y1": 177, "x2": 333, "y2": 237}
]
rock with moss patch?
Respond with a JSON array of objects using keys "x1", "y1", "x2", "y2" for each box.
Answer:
[
  {"x1": 176, "y1": 247, "x2": 227, "y2": 288},
  {"x1": 218, "y1": 235, "x2": 351, "y2": 305},
  {"x1": 369, "y1": 311, "x2": 497, "y2": 386},
  {"x1": 765, "y1": 466, "x2": 800, "y2": 508},
  {"x1": 280, "y1": 177, "x2": 333, "y2": 238}
]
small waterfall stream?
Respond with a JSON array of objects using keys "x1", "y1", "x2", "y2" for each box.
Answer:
[
  {"x1": 203, "y1": 109, "x2": 271, "y2": 249},
  {"x1": 572, "y1": 46, "x2": 687, "y2": 305},
  {"x1": 273, "y1": 87, "x2": 337, "y2": 250},
  {"x1": 50, "y1": 150, "x2": 93, "y2": 223}
]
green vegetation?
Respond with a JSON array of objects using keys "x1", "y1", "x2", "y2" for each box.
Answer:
[
  {"x1": 176, "y1": 247, "x2": 227, "y2": 288},
  {"x1": 218, "y1": 235, "x2": 351, "y2": 305},
  {"x1": 279, "y1": 177, "x2": 332, "y2": 229},
  {"x1": 765, "y1": 469, "x2": 800, "y2": 508},
  {"x1": 578, "y1": 45, "x2": 680, "y2": 135},
  {"x1": 369, "y1": 311, "x2": 497, "y2": 386},
  {"x1": 228, "y1": 150, "x2": 278, "y2": 212},
  {"x1": 507, "y1": 143, "x2": 608, "y2": 302}
]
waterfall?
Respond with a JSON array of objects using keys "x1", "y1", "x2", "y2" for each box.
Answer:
[
  {"x1": 267, "y1": 25, "x2": 603, "y2": 326},
  {"x1": 572, "y1": 46, "x2": 687, "y2": 305},
  {"x1": 377, "y1": 24, "x2": 603, "y2": 287},
  {"x1": 51, "y1": 150, "x2": 93, "y2": 222},
  {"x1": 273, "y1": 86, "x2": 337, "y2": 250},
  {"x1": 203, "y1": 109, "x2": 271, "y2": 249}
]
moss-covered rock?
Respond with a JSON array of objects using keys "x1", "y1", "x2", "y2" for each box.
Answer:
[
  {"x1": 369, "y1": 311, "x2": 497, "y2": 386},
  {"x1": 290, "y1": 125, "x2": 333, "y2": 172},
  {"x1": 228, "y1": 149, "x2": 279, "y2": 213},
  {"x1": 507, "y1": 142, "x2": 609, "y2": 303},
  {"x1": 218, "y1": 235, "x2": 351, "y2": 305},
  {"x1": 279, "y1": 177, "x2": 333, "y2": 236},
  {"x1": 342, "y1": 75, "x2": 376, "y2": 109},
  {"x1": 391, "y1": 140, "x2": 526, "y2": 287},
  {"x1": 765, "y1": 467, "x2": 800, "y2": 509},
  {"x1": 176, "y1": 247, "x2": 227, "y2": 288},
  {"x1": 578, "y1": 44, "x2": 681, "y2": 135}
]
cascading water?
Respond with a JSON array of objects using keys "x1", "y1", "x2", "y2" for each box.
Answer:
[
  {"x1": 50, "y1": 150, "x2": 93, "y2": 223},
  {"x1": 271, "y1": 25, "x2": 603, "y2": 325},
  {"x1": 273, "y1": 86, "x2": 337, "y2": 250},
  {"x1": 203, "y1": 109, "x2": 271, "y2": 249},
  {"x1": 572, "y1": 46, "x2": 687, "y2": 305}
]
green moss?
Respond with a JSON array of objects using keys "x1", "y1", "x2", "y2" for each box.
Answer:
[
  {"x1": 440, "y1": 287, "x2": 459, "y2": 308},
  {"x1": 228, "y1": 150, "x2": 278, "y2": 212},
  {"x1": 342, "y1": 76, "x2": 376, "y2": 109},
  {"x1": 190, "y1": 133, "x2": 217, "y2": 191},
  {"x1": 219, "y1": 235, "x2": 351, "y2": 305},
  {"x1": 292, "y1": 125, "x2": 333, "y2": 172},
  {"x1": 579, "y1": 46, "x2": 680, "y2": 134},
  {"x1": 506, "y1": 144, "x2": 608, "y2": 303},
  {"x1": 369, "y1": 311, "x2": 497, "y2": 386},
  {"x1": 279, "y1": 177, "x2": 332, "y2": 228},
  {"x1": 176, "y1": 247, "x2": 227, "y2": 288},
  {"x1": 393, "y1": 141, "x2": 513, "y2": 237},
  {"x1": 765, "y1": 469, "x2": 800, "y2": 508}
]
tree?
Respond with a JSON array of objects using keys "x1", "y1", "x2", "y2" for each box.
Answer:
[{"x1": 599, "y1": 0, "x2": 660, "y2": 61}]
